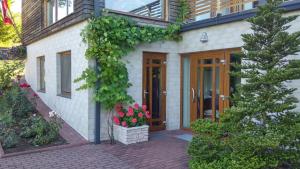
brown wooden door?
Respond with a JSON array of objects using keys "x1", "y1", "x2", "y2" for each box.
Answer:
[
  {"x1": 190, "y1": 51, "x2": 230, "y2": 123},
  {"x1": 143, "y1": 52, "x2": 167, "y2": 131}
]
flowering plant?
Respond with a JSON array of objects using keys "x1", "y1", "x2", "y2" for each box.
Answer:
[{"x1": 113, "y1": 103, "x2": 151, "y2": 128}]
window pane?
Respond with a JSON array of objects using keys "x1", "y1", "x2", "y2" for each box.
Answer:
[
  {"x1": 37, "y1": 56, "x2": 45, "y2": 91},
  {"x1": 105, "y1": 0, "x2": 163, "y2": 19},
  {"x1": 60, "y1": 53, "x2": 71, "y2": 97},
  {"x1": 68, "y1": 0, "x2": 74, "y2": 14},
  {"x1": 40, "y1": 57, "x2": 45, "y2": 91},
  {"x1": 182, "y1": 57, "x2": 190, "y2": 128},
  {"x1": 57, "y1": 0, "x2": 68, "y2": 20},
  {"x1": 47, "y1": 0, "x2": 56, "y2": 25}
]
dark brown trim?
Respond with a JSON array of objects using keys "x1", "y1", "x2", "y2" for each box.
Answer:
[{"x1": 107, "y1": 9, "x2": 169, "y2": 27}]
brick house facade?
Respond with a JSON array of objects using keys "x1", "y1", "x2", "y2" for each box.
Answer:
[{"x1": 22, "y1": 0, "x2": 300, "y2": 141}]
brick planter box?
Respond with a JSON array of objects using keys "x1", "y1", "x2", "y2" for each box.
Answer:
[{"x1": 114, "y1": 125, "x2": 149, "y2": 145}]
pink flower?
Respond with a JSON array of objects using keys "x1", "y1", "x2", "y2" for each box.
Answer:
[
  {"x1": 114, "y1": 103, "x2": 123, "y2": 112},
  {"x1": 145, "y1": 111, "x2": 151, "y2": 119},
  {"x1": 142, "y1": 105, "x2": 147, "y2": 111},
  {"x1": 127, "y1": 106, "x2": 134, "y2": 116},
  {"x1": 33, "y1": 93, "x2": 38, "y2": 97},
  {"x1": 126, "y1": 112, "x2": 134, "y2": 117},
  {"x1": 118, "y1": 112, "x2": 125, "y2": 118},
  {"x1": 132, "y1": 118, "x2": 137, "y2": 123},
  {"x1": 134, "y1": 103, "x2": 139, "y2": 109},
  {"x1": 138, "y1": 112, "x2": 143, "y2": 118},
  {"x1": 122, "y1": 121, "x2": 127, "y2": 127},
  {"x1": 113, "y1": 116, "x2": 120, "y2": 125},
  {"x1": 20, "y1": 83, "x2": 31, "y2": 88},
  {"x1": 128, "y1": 106, "x2": 134, "y2": 113}
]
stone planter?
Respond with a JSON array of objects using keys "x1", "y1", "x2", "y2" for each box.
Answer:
[{"x1": 113, "y1": 125, "x2": 149, "y2": 145}]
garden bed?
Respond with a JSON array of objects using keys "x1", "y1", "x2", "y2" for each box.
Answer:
[
  {"x1": 0, "y1": 83, "x2": 66, "y2": 156},
  {"x1": 3, "y1": 134, "x2": 66, "y2": 154}
]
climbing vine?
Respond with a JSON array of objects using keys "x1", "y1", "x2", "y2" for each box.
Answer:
[{"x1": 75, "y1": 15, "x2": 181, "y2": 110}]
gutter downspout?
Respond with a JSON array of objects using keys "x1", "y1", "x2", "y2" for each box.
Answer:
[{"x1": 94, "y1": 0, "x2": 102, "y2": 144}]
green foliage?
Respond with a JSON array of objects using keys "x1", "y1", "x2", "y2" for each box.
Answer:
[
  {"x1": 0, "y1": 113, "x2": 19, "y2": 148},
  {"x1": 176, "y1": 0, "x2": 191, "y2": 23},
  {"x1": 0, "y1": 128, "x2": 19, "y2": 149},
  {"x1": 20, "y1": 115, "x2": 61, "y2": 146},
  {"x1": 188, "y1": 1, "x2": 300, "y2": 168},
  {"x1": 0, "y1": 60, "x2": 24, "y2": 91},
  {"x1": 76, "y1": 15, "x2": 181, "y2": 110},
  {"x1": 0, "y1": 3, "x2": 21, "y2": 48},
  {"x1": 0, "y1": 84, "x2": 34, "y2": 119}
]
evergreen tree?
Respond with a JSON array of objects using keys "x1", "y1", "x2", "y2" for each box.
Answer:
[{"x1": 188, "y1": 0, "x2": 300, "y2": 168}]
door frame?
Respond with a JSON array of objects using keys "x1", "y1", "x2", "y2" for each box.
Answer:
[
  {"x1": 180, "y1": 48, "x2": 240, "y2": 129},
  {"x1": 142, "y1": 52, "x2": 167, "y2": 131}
]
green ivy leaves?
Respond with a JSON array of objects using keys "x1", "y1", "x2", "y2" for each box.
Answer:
[{"x1": 76, "y1": 15, "x2": 181, "y2": 109}]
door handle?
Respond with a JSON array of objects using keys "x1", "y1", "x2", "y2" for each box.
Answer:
[
  {"x1": 192, "y1": 88, "x2": 195, "y2": 102},
  {"x1": 220, "y1": 95, "x2": 229, "y2": 101},
  {"x1": 144, "y1": 90, "x2": 149, "y2": 99}
]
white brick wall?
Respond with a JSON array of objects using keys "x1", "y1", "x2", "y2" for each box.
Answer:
[{"x1": 25, "y1": 21, "x2": 96, "y2": 141}]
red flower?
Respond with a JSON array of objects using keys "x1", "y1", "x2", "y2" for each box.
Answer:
[
  {"x1": 134, "y1": 103, "x2": 139, "y2": 109},
  {"x1": 145, "y1": 111, "x2": 151, "y2": 119},
  {"x1": 132, "y1": 118, "x2": 137, "y2": 123},
  {"x1": 127, "y1": 106, "x2": 134, "y2": 116},
  {"x1": 122, "y1": 121, "x2": 127, "y2": 127},
  {"x1": 19, "y1": 83, "x2": 31, "y2": 88},
  {"x1": 33, "y1": 93, "x2": 38, "y2": 97},
  {"x1": 114, "y1": 103, "x2": 123, "y2": 112},
  {"x1": 142, "y1": 105, "x2": 147, "y2": 111},
  {"x1": 118, "y1": 111, "x2": 125, "y2": 118},
  {"x1": 126, "y1": 111, "x2": 134, "y2": 117},
  {"x1": 128, "y1": 106, "x2": 134, "y2": 113},
  {"x1": 138, "y1": 112, "x2": 143, "y2": 118},
  {"x1": 113, "y1": 116, "x2": 120, "y2": 125}
]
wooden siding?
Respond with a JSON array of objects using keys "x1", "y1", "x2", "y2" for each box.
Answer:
[
  {"x1": 22, "y1": 0, "x2": 104, "y2": 45},
  {"x1": 22, "y1": 0, "x2": 180, "y2": 45}
]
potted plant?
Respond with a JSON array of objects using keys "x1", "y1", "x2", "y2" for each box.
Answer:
[{"x1": 113, "y1": 103, "x2": 151, "y2": 145}]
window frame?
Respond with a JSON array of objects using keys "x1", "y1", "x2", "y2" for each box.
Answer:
[
  {"x1": 37, "y1": 56, "x2": 46, "y2": 93},
  {"x1": 46, "y1": 0, "x2": 74, "y2": 26},
  {"x1": 104, "y1": 0, "x2": 169, "y2": 21},
  {"x1": 57, "y1": 51, "x2": 72, "y2": 99}
]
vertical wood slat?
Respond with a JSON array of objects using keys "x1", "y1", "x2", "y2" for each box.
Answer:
[
  {"x1": 212, "y1": 59, "x2": 216, "y2": 121},
  {"x1": 188, "y1": 0, "x2": 257, "y2": 20}
]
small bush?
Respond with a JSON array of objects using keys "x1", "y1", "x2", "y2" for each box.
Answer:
[
  {"x1": 20, "y1": 115, "x2": 61, "y2": 146},
  {"x1": 0, "y1": 84, "x2": 34, "y2": 119},
  {"x1": 0, "y1": 114, "x2": 19, "y2": 148},
  {"x1": 0, "y1": 60, "x2": 24, "y2": 91},
  {"x1": 0, "y1": 129, "x2": 19, "y2": 149}
]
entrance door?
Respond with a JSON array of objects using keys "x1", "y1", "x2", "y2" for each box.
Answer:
[
  {"x1": 190, "y1": 51, "x2": 230, "y2": 122},
  {"x1": 143, "y1": 52, "x2": 167, "y2": 131}
]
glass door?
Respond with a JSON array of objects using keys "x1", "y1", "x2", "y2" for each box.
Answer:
[
  {"x1": 190, "y1": 51, "x2": 229, "y2": 122},
  {"x1": 143, "y1": 52, "x2": 167, "y2": 131}
]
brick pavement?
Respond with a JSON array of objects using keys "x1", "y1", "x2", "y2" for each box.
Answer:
[{"x1": 0, "y1": 130, "x2": 190, "y2": 169}]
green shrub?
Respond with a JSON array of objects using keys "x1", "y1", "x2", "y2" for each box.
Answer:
[
  {"x1": 0, "y1": 114, "x2": 19, "y2": 148},
  {"x1": 0, "y1": 60, "x2": 24, "y2": 91},
  {"x1": 0, "y1": 128, "x2": 19, "y2": 149},
  {"x1": 20, "y1": 116, "x2": 61, "y2": 146},
  {"x1": 188, "y1": 1, "x2": 300, "y2": 168},
  {"x1": 0, "y1": 84, "x2": 34, "y2": 119}
]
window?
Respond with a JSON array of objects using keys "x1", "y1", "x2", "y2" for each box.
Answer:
[
  {"x1": 105, "y1": 0, "x2": 165, "y2": 19},
  {"x1": 37, "y1": 56, "x2": 46, "y2": 92},
  {"x1": 57, "y1": 51, "x2": 71, "y2": 98},
  {"x1": 46, "y1": 0, "x2": 74, "y2": 26}
]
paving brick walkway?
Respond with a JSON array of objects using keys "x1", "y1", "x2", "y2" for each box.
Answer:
[{"x1": 0, "y1": 130, "x2": 190, "y2": 169}]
